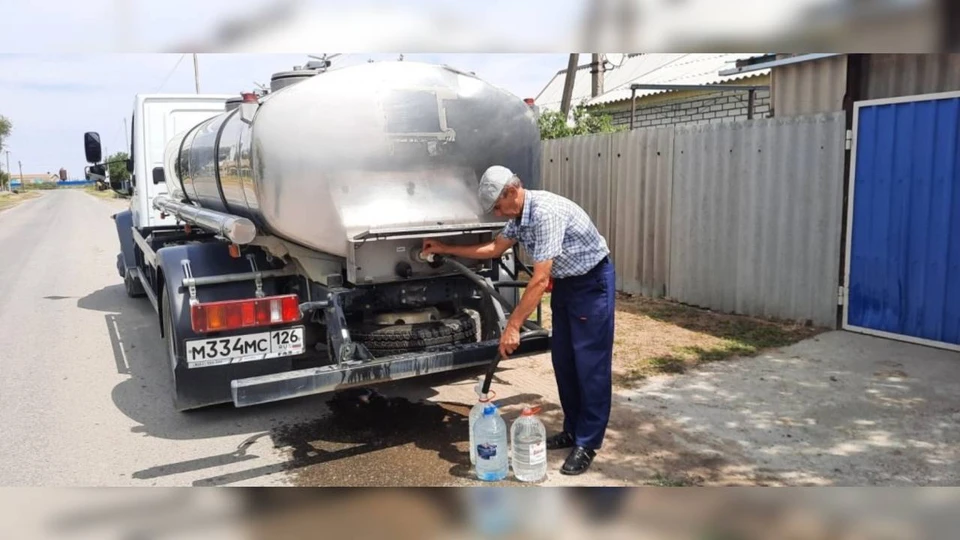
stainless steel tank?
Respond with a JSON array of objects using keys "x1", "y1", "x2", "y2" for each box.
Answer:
[{"x1": 163, "y1": 61, "x2": 541, "y2": 258}]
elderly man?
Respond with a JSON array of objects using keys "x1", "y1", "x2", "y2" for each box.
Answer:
[{"x1": 422, "y1": 165, "x2": 615, "y2": 475}]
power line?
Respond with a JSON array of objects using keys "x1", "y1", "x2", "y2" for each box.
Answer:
[{"x1": 155, "y1": 54, "x2": 187, "y2": 93}]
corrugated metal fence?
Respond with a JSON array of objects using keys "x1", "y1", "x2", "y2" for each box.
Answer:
[
  {"x1": 542, "y1": 112, "x2": 846, "y2": 327},
  {"x1": 543, "y1": 129, "x2": 674, "y2": 297}
]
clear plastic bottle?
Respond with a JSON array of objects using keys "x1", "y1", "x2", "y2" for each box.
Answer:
[
  {"x1": 510, "y1": 406, "x2": 548, "y2": 482},
  {"x1": 473, "y1": 403, "x2": 509, "y2": 482},
  {"x1": 469, "y1": 381, "x2": 495, "y2": 466}
]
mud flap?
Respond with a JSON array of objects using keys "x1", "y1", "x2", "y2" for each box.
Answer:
[{"x1": 156, "y1": 243, "x2": 300, "y2": 410}]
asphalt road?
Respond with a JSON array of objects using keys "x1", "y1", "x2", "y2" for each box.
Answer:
[{"x1": 0, "y1": 190, "x2": 497, "y2": 487}]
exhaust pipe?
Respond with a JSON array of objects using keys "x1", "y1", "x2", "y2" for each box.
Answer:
[{"x1": 153, "y1": 195, "x2": 257, "y2": 245}]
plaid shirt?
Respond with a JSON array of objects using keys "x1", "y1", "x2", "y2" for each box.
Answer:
[{"x1": 501, "y1": 190, "x2": 610, "y2": 279}]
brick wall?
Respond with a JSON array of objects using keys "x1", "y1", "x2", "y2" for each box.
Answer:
[{"x1": 607, "y1": 89, "x2": 772, "y2": 129}]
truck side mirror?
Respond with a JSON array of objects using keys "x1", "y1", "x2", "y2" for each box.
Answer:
[
  {"x1": 84, "y1": 132, "x2": 102, "y2": 164},
  {"x1": 152, "y1": 167, "x2": 165, "y2": 185}
]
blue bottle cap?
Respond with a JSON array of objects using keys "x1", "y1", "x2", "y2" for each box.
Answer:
[{"x1": 482, "y1": 404, "x2": 497, "y2": 416}]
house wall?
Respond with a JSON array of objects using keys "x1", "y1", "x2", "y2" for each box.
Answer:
[
  {"x1": 772, "y1": 55, "x2": 848, "y2": 117},
  {"x1": 604, "y1": 88, "x2": 771, "y2": 129},
  {"x1": 769, "y1": 54, "x2": 960, "y2": 118},
  {"x1": 861, "y1": 54, "x2": 960, "y2": 100}
]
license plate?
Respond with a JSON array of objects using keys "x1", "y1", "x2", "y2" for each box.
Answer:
[{"x1": 185, "y1": 327, "x2": 305, "y2": 368}]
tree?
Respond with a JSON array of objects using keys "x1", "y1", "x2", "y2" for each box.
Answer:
[
  {"x1": 0, "y1": 114, "x2": 11, "y2": 151},
  {"x1": 538, "y1": 102, "x2": 622, "y2": 140},
  {"x1": 0, "y1": 115, "x2": 10, "y2": 189},
  {"x1": 106, "y1": 151, "x2": 131, "y2": 183}
]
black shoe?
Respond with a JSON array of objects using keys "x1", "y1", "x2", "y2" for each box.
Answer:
[
  {"x1": 560, "y1": 446, "x2": 596, "y2": 475},
  {"x1": 546, "y1": 432, "x2": 575, "y2": 450}
]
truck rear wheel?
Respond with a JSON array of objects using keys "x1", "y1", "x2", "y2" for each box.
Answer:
[{"x1": 124, "y1": 269, "x2": 146, "y2": 298}]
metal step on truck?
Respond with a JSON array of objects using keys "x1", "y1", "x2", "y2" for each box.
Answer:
[{"x1": 85, "y1": 60, "x2": 550, "y2": 412}]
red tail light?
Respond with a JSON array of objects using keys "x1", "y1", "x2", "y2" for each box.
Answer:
[{"x1": 190, "y1": 294, "x2": 301, "y2": 333}]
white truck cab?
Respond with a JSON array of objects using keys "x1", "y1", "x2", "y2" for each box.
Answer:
[{"x1": 127, "y1": 94, "x2": 232, "y2": 228}]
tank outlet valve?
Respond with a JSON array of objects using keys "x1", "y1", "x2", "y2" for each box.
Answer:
[
  {"x1": 416, "y1": 251, "x2": 445, "y2": 269},
  {"x1": 416, "y1": 250, "x2": 436, "y2": 263}
]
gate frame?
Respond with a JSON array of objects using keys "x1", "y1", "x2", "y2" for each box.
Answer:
[{"x1": 842, "y1": 89, "x2": 960, "y2": 352}]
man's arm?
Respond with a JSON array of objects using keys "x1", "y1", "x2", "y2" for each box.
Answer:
[
  {"x1": 498, "y1": 258, "x2": 551, "y2": 358},
  {"x1": 500, "y1": 211, "x2": 563, "y2": 356},
  {"x1": 423, "y1": 234, "x2": 516, "y2": 260}
]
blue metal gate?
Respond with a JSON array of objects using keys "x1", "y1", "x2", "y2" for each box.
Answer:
[{"x1": 844, "y1": 92, "x2": 960, "y2": 350}]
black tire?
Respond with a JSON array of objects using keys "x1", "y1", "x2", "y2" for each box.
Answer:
[
  {"x1": 162, "y1": 287, "x2": 195, "y2": 413},
  {"x1": 123, "y1": 269, "x2": 146, "y2": 298},
  {"x1": 350, "y1": 312, "x2": 478, "y2": 356}
]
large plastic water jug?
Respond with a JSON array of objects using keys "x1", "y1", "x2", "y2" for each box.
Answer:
[
  {"x1": 473, "y1": 403, "x2": 509, "y2": 481},
  {"x1": 469, "y1": 381, "x2": 494, "y2": 466},
  {"x1": 510, "y1": 406, "x2": 547, "y2": 482}
]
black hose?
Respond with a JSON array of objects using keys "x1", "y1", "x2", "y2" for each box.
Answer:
[
  {"x1": 427, "y1": 253, "x2": 547, "y2": 395},
  {"x1": 440, "y1": 256, "x2": 541, "y2": 332},
  {"x1": 481, "y1": 329, "x2": 549, "y2": 395}
]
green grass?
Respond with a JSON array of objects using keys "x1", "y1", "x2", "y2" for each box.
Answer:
[
  {"x1": 649, "y1": 473, "x2": 696, "y2": 487},
  {"x1": 83, "y1": 184, "x2": 122, "y2": 200},
  {"x1": 604, "y1": 294, "x2": 823, "y2": 385}
]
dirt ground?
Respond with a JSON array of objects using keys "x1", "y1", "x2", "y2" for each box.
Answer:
[
  {"x1": 0, "y1": 190, "x2": 41, "y2": 212},
  {"x1": 271, "y1": 310, "x2": 958, "y2": 486},
  {"x1": 537, "y1": 292, "x2": 822, "y2": 385},
  {"x1": 268, "y1": 294, "x2": 830, "y2": 487}
]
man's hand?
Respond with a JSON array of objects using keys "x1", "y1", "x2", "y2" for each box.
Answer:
[
  {"x1": 498, "y1": 323, "x2": 521, "y2": 359},
  {"x1": 422, "y1": 238, "x2": 448, "y2": 256}
]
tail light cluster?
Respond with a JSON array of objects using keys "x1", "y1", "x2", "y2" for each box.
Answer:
[{"x1": 190, "y1": 294, "x2": 301, "y2": 333}]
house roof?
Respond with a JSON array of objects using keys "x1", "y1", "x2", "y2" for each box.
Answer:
[{"x1": 535, "y1": 53, "x2": 771, "y2": 111}]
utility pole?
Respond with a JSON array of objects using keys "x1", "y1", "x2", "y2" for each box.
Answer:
[
  {"x1": 4, "y1": 151, "x2": 9, "y2": 191},
  {"x1": 193, "y1": 53, "x2": 200, "y2": 94},
  {"x1": 18, "y1": 160, "x2": 23, "y2": 189},
  {"x1": 591, "y1": 53, "x2": 605, "y2": 97},
  {"x1": 560, "y1": 53, "x2": 580, "y2": 117}
]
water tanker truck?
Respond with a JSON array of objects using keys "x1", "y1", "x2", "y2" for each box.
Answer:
[{"x1": 83, "y1": 61, "x2": 550, "y2": 411}]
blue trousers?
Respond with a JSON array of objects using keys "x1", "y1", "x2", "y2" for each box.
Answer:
[{"x1": 549, "y1": 257, "x2": 615, "y2": 450}]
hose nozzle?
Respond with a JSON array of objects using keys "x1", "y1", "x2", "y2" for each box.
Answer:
[
  {"x1": 416, "y1": 250, "x2": 445, "y2": 268},
  {"x1": 416, "y1": 250, "x2": 436, "y2": 263}
]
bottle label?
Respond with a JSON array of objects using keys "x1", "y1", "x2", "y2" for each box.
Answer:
[
  {"x1": 477, "y1": 443, "x2": 498, "y2": 460},
  {"x1": 529, "y1": 442, "x2": 546, "y2": 464}
]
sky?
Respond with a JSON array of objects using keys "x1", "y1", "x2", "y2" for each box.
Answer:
[
  {"x1": 0, "y1": 53, "x2": 571, "y2": 178},
  {"x1": 0, "y1": 0, "x2": 934, "y2": 177}
]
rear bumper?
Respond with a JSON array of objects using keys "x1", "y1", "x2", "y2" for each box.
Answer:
[{"x1": 230, "y1": 333, "x2": 551, "y2": 407}]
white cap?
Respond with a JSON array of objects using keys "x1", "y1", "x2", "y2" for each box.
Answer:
[{"x1": 478, "y1": 165, "x2": 517, "y2": 214}]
